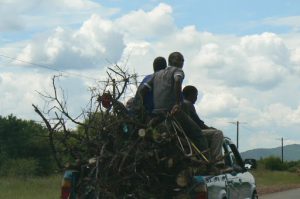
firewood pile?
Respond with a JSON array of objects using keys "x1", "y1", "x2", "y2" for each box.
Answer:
[
  {"x1": 74, "y1": 109, "x2": 210, "y2": 198},
  {"x1": 33, "y1": 66, "x2": 210, "y2": 198}
]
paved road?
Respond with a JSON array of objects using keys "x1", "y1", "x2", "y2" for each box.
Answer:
[{"x1": 260, "y1": 188, "x2": 300, "y2": 199}]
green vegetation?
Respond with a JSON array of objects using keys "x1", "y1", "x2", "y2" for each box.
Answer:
[
  {"x1": 2, "y1": 113, "x2": 300, "y2": 197},
  {"x1": 0, "y1": 115, "x2": 57, "y2": 177},
  {"x1": 0, "y1": 114, "x2": 63, "y2": 198},
  {"x1": 1, "y1": 160, "x2": 299, "y2": 199},
  {"x1": 0, "y1": 175, "x2": 61, "y2": 199},
  {"x1": 252, "y1": 157, "x2": 300, "y2": 185},
  {"x1": 250, "y1": 157, "x2": 300, "y2": 194},
  {"x1": 253, "y1": 168, "x2": 300, "y2": 186},
  {"x1": 258, "y1": 156, "x2": 300, "y2": 172}
]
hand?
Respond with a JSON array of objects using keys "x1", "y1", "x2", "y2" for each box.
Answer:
[{"x1": 170, "y1": 104, "x2": 181, "y2": 115}]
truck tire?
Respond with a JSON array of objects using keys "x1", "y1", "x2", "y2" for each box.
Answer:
[{"x1": 252, "y1": 191, "x2": 258, "y2": 199}]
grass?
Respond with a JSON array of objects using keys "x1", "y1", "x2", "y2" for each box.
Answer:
[
  {"x1": 1, "y1": 167, "x2": 300, "y2": 198},
  {"x1": 0, "y1": 175, "x2": 61, "y2": 199},
  {"x1": 252, "y1": 169, "x2": 300, "y2": 186},
  {"x1": 251, "y1": 164, "x2": 300, "y2": 195}
]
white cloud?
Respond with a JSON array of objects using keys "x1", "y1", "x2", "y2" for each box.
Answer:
[
  {"x1": 0, "y1": 0, "x2": 118, "y2": 32},
  {"x1": 263, "y1": 16, "x2": 300, "y2": 31},
  {"x1": 0, "y1": 70, "x2": 95, "y2": 122},
  {"x1": 243, "y1": 56, "x2": 286, "y2": 88},
  {"x1": 2, "y1": 2, "x2": 300, "y2": 151},
  {"x1": 290, "y1": 47, "x2": 300, "y2": 74},
  {"x1": 246, "y1": 130, "x2": 280, "y2": 150},
  {"x1": 116, "y1": 3, "x2": 176, "y2": 40},
  {"x1": 1, "y1": 0, "x2": 101, "y2": 11},
  {"x1": 240, "y1": 32, "x2": 290, "y2": 65},
  {"x1": 0, "y1": 72, "x2": 51, "y2": 119},
  {"x1": 59, "y1": 0, "x2": 100, "y2": 10},
  {"x1": 197, "y1": 91, "x2": 239, "y2": 117},
  {"x1": 262, "y1": 103, "x2": 300, "y2": 126},
  {"x1": 187, "y1": 32, "x2": 290, "y2": 90},
  {"x1": 14, "y1": 15, "x2": 125, "y2": 70},
  {"x1": 192, "y1": 43, "x2": 225, "y2": 69}
]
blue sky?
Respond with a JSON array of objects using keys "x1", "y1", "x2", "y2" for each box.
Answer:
[
  {"x1": 95, "y1": 0, "x2": 300, "y2": 34},
  {"x1": 1, "y1": 0, "x2": 300, "y2": 152},
  {"x1": 2, "y1": 0, "x2": 300, "y2": 42}
]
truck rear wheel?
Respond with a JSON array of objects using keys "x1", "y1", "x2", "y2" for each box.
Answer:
[{"x1": 252, "y1": 191, "x2": 258, "y2": 199}]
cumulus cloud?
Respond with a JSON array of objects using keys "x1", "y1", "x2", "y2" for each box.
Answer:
[
  {"x1": 188, "y1": 32, "x2": 290, "y2": 90},
  {"x1": 196, "y1": 91, "x2": 239, "y2": 117},
  {"x1": 0, "y1": 70, "x2": 94, "y2": 122},
  {"x1": 262, "y1": 103, "x2": 300, "y2": 126},
  {"x1": 11, "y1": 3, "x2": 180, "y2": 70},
  {"x1": 2, "y1": 2, "x2": 300, "y2": 151},
  {"x1": 240, "y1": 32, "x2": 290, "y2": 65},
  {"x1": 192, "y1": 43, "x2": 224, "y2": 68},
  {"x1": 289, "y1": 47, "x2": 300, "y2": 74},
  {"x1": 116, "y1": 3, "x2": 176, "y2": 40},
  {"x1": 0, "y1": 0, "x2": 118, "y2": 32},
  {"x1": 15, "y1": 15, "x2": 125, "y2": 70},
  {"x1": 0, "y1": 72, "x2": 51, "y2": 119}
]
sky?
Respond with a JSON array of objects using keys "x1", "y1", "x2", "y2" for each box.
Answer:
[{"x1": 1, "y1": 0, "x2": 300, "y2": 152}]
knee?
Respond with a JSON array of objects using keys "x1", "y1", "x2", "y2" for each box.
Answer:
[{"x1": 216, "y1": 130, "x2": 224, "y2": 138}]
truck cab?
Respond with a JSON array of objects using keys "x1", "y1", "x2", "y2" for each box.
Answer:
[{"x1": 193, "y1": 137, "x2": 258, "y2": 199}]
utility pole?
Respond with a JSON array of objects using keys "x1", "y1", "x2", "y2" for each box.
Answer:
[
  {"x1": 236, "y1": 121, "x2": 239, "y2": 149},
  {"x1": 276, "y1": 137, "x2": 284, "y2": 163},
  {"x1": 112, "y1": 79, "x2": 116, "y2": 100},
  {"x1": 229, "y1": 121, "x2": 246, "y2": 149},
  {"x1": 112, "y1": 79, "x2": 116, "y2": 115},
  {"x1": 281, "y1": 137, "x2": 284, "y2": 163}
]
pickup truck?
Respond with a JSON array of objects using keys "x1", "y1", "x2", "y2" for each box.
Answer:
[
  {"x1": 61, "y1": 137, "x2": 257, "y2": 199},
  {"x1": 191, "y1": 137, "x2": 258, "y2": 199}
]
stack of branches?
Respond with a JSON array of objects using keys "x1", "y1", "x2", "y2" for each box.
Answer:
[{"x1": 33, "y1": 65, "x2": 209, "y2": 198}]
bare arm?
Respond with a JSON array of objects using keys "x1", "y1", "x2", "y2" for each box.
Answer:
[
  {"x1": 137, "y1": 85, "x2": 150, "y2": 103},
  {"x1": 174, "y1": 75, "x2": 183, "y2": 105},
  {"x1": 136, "y1": 76, "x2": 153, "y2": 106}
]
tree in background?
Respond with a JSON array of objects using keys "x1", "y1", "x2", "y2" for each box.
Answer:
[
  {"x1": 262, "y1": 156, "x2": 287, "y2": 171},
  {"x1": 0, "y1": 114, "x2": 56, "y2": 177}
]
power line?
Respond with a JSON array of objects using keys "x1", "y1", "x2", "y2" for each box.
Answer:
[
  {"x1": 0, "y1": 53, "x2": 102, "y2": 81},
  {"x1": 0, "y1": 53, "x2": 146, "y2": 83}
]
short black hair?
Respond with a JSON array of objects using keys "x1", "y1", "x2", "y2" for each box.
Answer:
[
  {"x1": 153, "y1": 56, "x2": 167, "y2": 72},
  {"x1": 168, "y1": 52, "x2": 184, "y2": 67},
  {"x1": 182, "y1": 85, "x2": 198, "y2": 98}
]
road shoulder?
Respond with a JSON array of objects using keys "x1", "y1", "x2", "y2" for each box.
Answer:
[{"x1": 258, "y1": 184, "x2": 300, "y2": 195}]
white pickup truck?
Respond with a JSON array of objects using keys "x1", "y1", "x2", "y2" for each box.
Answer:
[
  {"x1": 61, "y1": 137, "x2": 257, "y2": 199},
  {"x1": 190, "y1": 137, "x2": 258, "y2": 199}
]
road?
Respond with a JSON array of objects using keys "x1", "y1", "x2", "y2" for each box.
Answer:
[{"x1": 260, "y1": 188, "x2": 300, "y2": 199}]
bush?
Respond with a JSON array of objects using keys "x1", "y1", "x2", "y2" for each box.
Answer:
[
  {"x1": 263, "y1": 156, "x2": 287, "y2": 171},
  {"x1": 286, "y1": 161, "x2": 300, "y2": 173},
  {"x1": 0, "y1": 115, "x2": 57, "y2": 176},
  {"x1": 0, "y1": 158, "x2": 39, "y2": 178},
  {"x1": 287, "y1": 166, "x2": 299, "y2": 173}
]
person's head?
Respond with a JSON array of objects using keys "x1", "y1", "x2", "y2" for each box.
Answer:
[
  {"x1": 182, "y1": 85, "x2": 198, "y2": 104},
  {"x1": 168, "y1": 52, "x2": 184, "y2": 68},
  {"x1": 153, "y1": 56, "x2": 167, "y2": 72},
  {"x1": 125, "y1": 97, "x2": 135, "y2": 109}
]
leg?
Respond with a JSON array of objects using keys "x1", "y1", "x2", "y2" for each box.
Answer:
[
  {"x1": 173, "y1": 110, "x2": 209, "y2": 156},
  {"x1": 202, "y1": 128, "x2": 224, "y2": 164}
]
